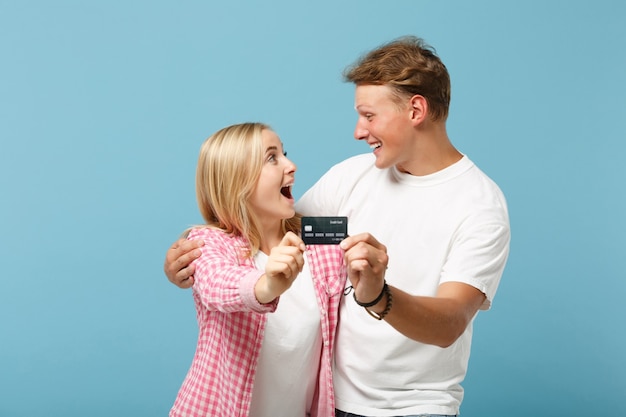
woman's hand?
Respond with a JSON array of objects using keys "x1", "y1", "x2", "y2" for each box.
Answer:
[{"x1": 254, "y1": 232, "x2": 306, "y2": 304}]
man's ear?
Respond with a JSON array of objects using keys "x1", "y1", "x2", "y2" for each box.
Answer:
[{"x1": 409, "y1": 95, "x2": 428, "y2": 124}]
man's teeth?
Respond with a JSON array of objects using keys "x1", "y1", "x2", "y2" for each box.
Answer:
[{"x1": 370, "y1": 143, "x2": 382, "y2": 149}]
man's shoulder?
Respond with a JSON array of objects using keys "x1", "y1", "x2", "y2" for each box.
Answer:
[
  {"x1": 325, "y1": 153, "x2": 379, "y2": 180},
  {"x1": 297, "y1": 153, "x2": 379, "y2": 215},
  {"x1": 333, "y1": 153, "x2": 375, "y2": 169},
  {"x1": 465, "y1": 159, "x2": 507, "y2": 197}
]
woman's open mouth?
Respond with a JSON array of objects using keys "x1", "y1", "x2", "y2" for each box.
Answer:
[{"x1": 281, "y1": 185, "x2": 293, "y2": 199}]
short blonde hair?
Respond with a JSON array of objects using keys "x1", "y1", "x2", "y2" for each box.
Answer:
[{"x1": 194, "y1": 122, "x2": 299, "y2": 256}]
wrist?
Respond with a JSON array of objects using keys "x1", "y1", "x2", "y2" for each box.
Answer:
[
  {"x1": 353, "y1": 281, "x2": 393, "y2": 321},
  {"x1": 367, "y1": 291, "x2": 389, "y2": 314},
  {"x1": 353, "y1": 281, "x2": 387, "y2": 308},
  {"x1": 254, "y1": 274, "x2": 276, "y2": 304}
]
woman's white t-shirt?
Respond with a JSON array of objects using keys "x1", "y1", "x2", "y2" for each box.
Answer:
[{"x1": 249, "y1": 252, "x2": 323, "y2": 417}]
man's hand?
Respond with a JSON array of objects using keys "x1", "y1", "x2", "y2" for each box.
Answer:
[
  {"x1": 340, "y1": 232, "x2": 389, "y2": 305},
  {"x1": 164, "y1": 238, "x2": 204, "y2": 288}
]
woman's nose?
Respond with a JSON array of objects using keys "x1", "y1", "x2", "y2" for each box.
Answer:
[{"x1": 284, "y1": 157, "x2": 296, "y2": 173}]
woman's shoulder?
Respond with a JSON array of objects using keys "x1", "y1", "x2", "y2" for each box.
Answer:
[
  {"x1": 187, "y1": 227, "x2": 251, "y2": 262},
  {"x1": 187, "y1": 226, "x2": 240, "y2": 244}
]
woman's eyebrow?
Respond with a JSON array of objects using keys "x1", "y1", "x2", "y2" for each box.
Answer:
[{"x1": 265, "y1": 143, "x2": 286, "y2": 153}]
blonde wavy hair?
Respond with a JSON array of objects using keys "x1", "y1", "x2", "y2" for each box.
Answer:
[{"x1": 192, "y1": 122, "x2": 300, "y2": 257}]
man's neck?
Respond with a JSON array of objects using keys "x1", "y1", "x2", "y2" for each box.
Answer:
[{"x1": 397, "y1": 123, "x2": 462, "y2": 176}]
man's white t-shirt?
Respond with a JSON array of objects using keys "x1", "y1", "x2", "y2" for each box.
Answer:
[{"x1": 296, "y1": 154, "x2": 510, "y2": 416}]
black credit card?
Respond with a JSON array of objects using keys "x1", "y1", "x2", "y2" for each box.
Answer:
[{"x1": 301, "y1": 216, "x2": 348, "y2": 245}]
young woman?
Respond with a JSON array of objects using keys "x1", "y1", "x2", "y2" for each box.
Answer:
[{"x1": 169, "y1": 123, "x2": 346, "y2": 417}]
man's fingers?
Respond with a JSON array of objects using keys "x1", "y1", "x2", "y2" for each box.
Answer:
[
  {"x1": 164, "y1": 238, "x2": 204, "y2": 285},
  {"x1": 175, "y1": 262, "x2": 196, "y2": 283},
  {"x1": 167, "y1": 238, "x2": 203, "y2": 258},
  {"x1": 343, "y1": 237, "x2": 389, "y2": 302},
  {"x1": 163, "y1": 237, "x2": 203, "y2": 288},
  {"x1": 173, "y1": 249, "x2": 202, "y2": 271},
  {"x1": 344, "y1": 241, "x2": 388, "y2": 271},
  {"x1": 340, "y1": 232, "x2": 386, "y2": 252},
  {"x1": 175, "y1": 275, "x2": 195, "y2": 289},
  {"x1": 347, "y1": 258, "x2": 370, "y2": 272}
]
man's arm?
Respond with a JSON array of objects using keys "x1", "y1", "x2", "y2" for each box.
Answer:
[
  {"x1": 164, "y1": 238, "x2": 204, "y2": 288},
  {"x1": 376, "y1": 282, "x2": 485, "y2": 347},
  {"x1": 341, "y1": 233, "x2": 485, "y2": 348}
]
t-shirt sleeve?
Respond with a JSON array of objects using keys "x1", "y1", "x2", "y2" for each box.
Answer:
[
  {"x1": 441, "y1": 208, "x2": 510, "y2": 310},
  {"x1": 296, "y1": 153, "x2": 373, "y2": 216}
]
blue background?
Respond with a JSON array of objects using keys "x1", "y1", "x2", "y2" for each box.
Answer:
[{"x1": 1, "y1": 1, "x2": 625, "y2": 416}]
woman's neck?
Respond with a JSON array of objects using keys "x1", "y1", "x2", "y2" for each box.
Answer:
[{"x1": 258, "y1": 223, "x2": 283, "y2": 255}]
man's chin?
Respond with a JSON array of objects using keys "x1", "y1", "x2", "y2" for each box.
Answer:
[{"x1": 373, "y1": 156, "x2": 391, "y2": 170}]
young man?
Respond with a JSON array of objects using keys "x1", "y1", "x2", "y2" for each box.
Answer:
[{"x1": 165, "y1": 36, "x2": 510, "y2": 417}]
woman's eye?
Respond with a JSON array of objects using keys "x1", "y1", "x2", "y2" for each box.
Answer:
[{"x1": 266, "y1": 150, "x2": 286, "y2": 163}]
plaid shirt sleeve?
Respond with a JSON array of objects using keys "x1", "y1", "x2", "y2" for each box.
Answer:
[
  {"x1": 188, "y1": 227, "x2": 277, "y2": 313},
  {"x1": 171, "y1": 228, "x2": 273, "y2": 417}
]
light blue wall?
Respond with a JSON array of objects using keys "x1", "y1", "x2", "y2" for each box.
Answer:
[{"x1": 1, "y1": 1, "x2": 624, "y2": 416}]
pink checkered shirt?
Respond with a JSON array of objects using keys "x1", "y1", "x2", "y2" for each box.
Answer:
[{"x1": 170, "y1": 227, "x2": 346, "y2": 417}]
